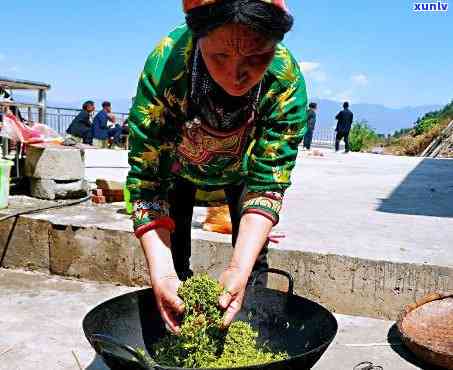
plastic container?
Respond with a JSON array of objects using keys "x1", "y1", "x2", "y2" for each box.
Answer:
[
  {"x1": 123, "y1": 185, "x2": 133, "y2": 215},
  {"x1": 0, "y1": 159, "x2": 13, "y2": 209}
]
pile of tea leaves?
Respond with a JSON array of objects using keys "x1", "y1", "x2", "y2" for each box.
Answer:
[{"x1": 151, "y1": 274, "x2": 287, "y2": 368}]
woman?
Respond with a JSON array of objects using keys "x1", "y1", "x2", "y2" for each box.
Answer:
[{"x1": 127, "y1": 0, "x2": 308, "y2": 332}]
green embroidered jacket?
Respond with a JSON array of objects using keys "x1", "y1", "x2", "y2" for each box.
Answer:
[{"x1": 127, "y1": 24, "x2": 308, "y2": 231}]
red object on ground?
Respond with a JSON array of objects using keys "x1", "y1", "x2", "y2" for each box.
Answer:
[
  {"x1": 268, "y1": 233, "x2": 286, "y2": 244},
  {"x1": 397, "y1": 293, "x2": 453, "y2": 369},
  {"x1": 93, "y1": 189, "x2": 103, "y2": 196},
  {"x1": 91, "y1": 187, "x2": 124, "y2": 203},
  {"x1": 92, "y1": 195, "x2": 106, "y2": 204}
]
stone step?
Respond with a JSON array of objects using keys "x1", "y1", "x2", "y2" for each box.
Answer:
[{"x1": 1, "y1": 196, "x2": 451, "y2": 322}]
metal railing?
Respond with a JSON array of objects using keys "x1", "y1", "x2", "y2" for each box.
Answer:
[
  {"x1": 15, "y1": 106, "x2": 129, "y2": 135},
  {"x1": 46, "y1": 107, "x2": 129, "y2": 134},
  {"x1": 311, "y1": 127, "x2": 336, "y2": 148},
  {"x1": 12, "y1": 105, "x2": 335, "y2": 147}
]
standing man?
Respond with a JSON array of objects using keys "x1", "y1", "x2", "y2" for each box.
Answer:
[
  {"x1": 303, "y1": 102, "x2": 317, "y2": 150},
  {"x1": 335, "y1": 101, "x2": 354, "y2": 153},
  {"x1": 92, "y1": 101, "x2": 122, "y2": 148},
  {"x1": 66, "y1": 100, "x2": 95, "y2": 144}
]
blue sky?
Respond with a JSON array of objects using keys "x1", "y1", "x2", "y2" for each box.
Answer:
[{"x1": 1, "y1": 0, "x2": 451, "y2": 109}]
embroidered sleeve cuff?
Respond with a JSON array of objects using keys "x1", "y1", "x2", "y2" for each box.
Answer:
[
  {"x1": 241, "y1": 191, "x2": 284, "y2": 226},
  {"x1": 132, "y1": 199, "x2": 174, "y2": 236},
  {"x1": 134, "y1": 217, "x2": 176, "y2": 238}
]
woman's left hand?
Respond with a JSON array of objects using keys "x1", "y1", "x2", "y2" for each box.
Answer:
[
  {"x1": 218, "y1": 213, "x2": 273, "y2": 327},
  {"x1": 218, "y1": 266, "x2": 249, "y2": 327}
]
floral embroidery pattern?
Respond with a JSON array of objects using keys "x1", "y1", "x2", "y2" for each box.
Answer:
[
  {"x1": 127, "y1": 24, "x2": 308, "y2": 230},
  {"x1": 152, "y1": 37, "x2": 174, "y2": 66},
  {"x1": 137, "y1": 99, "x2": 166, "y2": 127},
  {"x1": 242, "y1": 191, "x2": 284, "y2": 225},
  {"x1": 177, "y1": 117, "x2": 253, "y2": 166},
  {"x1": 133, "y1": 199, "x2": 171, "y2": 229}
]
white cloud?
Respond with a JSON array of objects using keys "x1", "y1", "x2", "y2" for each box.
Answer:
[
  {"x1": 9, "y1": 66, "x2": 20, "y2": 72},
  {"x1": 351, "y1": 73, "x2": 369, "y2": 86},
  {"x1": 311, "y1": 70, "x2": 327, "y2": 83},
  {"x1": 299, "y1": 61, "x2": 320, "y2": 74},
  {"x1": 0, "y1": 53, "x2": 5, "y2": 61},
  {"x1": 299, "y1": 61, "x2": 368, "y2": 103},
  {"x1": 299, "y1": 61, "x2": 328, "y2": 83}
]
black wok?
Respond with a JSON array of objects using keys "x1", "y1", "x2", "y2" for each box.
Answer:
[{"x1": 83, "y1": 269, "x2": 338, "y2": 370}]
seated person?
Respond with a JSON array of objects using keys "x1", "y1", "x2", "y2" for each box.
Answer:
[
  {"x1": 121, "y1": 118, "x2": 129, "y2": 136},
  {"x1": 92, "y1": 101, "x2": 122, "y2": 148},
  {"x1": 66, "y1": 101, "x2": 95, "y2": 144},
  {"x1": 0, "y1": 85, "x2": 24, "y2": 122},
  {"x1": 0, "y1": 85, "x2": 12, "y2": 102}
]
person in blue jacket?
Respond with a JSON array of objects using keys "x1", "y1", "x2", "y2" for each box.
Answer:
[
  {"x1": 92, "y1": 101, "x2": 122, "y2": 146},
  {"x1": 66, "y1": 100, "x2": 95, "y2": 144}
]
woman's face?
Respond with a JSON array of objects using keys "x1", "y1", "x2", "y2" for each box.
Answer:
[{"x1": 199, "y1": 23, "x2": 276, "y2": 97}]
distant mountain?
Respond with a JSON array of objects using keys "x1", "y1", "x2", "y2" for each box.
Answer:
[
  {"x1": 45, "y1": 97, "x2": 441, "y2": 135},
  {"x1": 313, "y1": 99, "x2": 442, "y2": 134}
]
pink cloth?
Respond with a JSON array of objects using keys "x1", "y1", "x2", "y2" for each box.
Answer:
[{"x1": 0, "y1": 114, "x2": 61, "y2": 144}]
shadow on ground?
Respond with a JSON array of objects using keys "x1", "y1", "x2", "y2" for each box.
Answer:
[
  {"x1": 387, "y1": 324, "x2": 446, "y2": 370},
  {"x1": 378, "y1": 158, "x2": 453, "y2": 218},
  {"x1": 86, "y1": 355, "x2": 109, "y2": 370}
]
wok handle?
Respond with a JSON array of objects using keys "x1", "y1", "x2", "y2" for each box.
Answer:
[
  {"x1": 252, "y1": 268, "x2": 294, "y2": 297},
  {"x1": 89, "y1": 334, "x2": 159, "y2": 370}
]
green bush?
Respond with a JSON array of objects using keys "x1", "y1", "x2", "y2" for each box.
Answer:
[
  {"x1": 385, "y1": 99, "x2": 453, "y2": 156},
  {"x1": 349, "y1": 121, "x2": 379, "y2": 152},
  {"x1": 414, "y1": 117, "x2": 438, "y2": 135},
  {"x1": 413, "y1": 99, "x2": 453, "y2": 136}
]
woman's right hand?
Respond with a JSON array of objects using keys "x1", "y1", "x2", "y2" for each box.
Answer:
[
  {"x1": 139, "y1": 228, "x2": 184, "y2": 334},
  {"x1": 152, "y1": 275, "x2": 184, "y2": 333}
]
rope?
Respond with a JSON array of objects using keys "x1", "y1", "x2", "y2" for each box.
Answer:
[
  {"x1": 0, "y1": 195, "x2": 91, "y2": 266},
  {"x1": 0, "y1": 195, "x2": 91, "y2": 223}
]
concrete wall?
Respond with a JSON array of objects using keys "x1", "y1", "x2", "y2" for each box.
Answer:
[
  {"x1": 267, "y1": 250, "x2": 451, "y2": 320},
  {"x1": 0, "y1": 217, "x2": 51, "y2": 271},
  {"x1": 1, "y1": 213, "x2": 451, "y2": 321}
]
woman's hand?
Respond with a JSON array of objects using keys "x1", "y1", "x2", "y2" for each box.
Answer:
[
  {"x1": 152, "y1": 275, "x2": 184, "y2": 333},
  {"x1": 140, "y1": 228, "x2": 184, "y2": 333},
  {"x1": 218, "y1": 266, "x2": 249, "y2": 327},
  {"x1": 218, "y1": 213, "x2": 273, "y2": 327}
]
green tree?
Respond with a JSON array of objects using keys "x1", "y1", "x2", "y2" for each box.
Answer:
[{"x1": 349, "y1": 120, "x2": 379, "y2": 152}]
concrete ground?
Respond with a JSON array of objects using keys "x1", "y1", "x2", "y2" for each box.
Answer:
[
  {"x1": 278, "y1": 150, "x2": 453, "y2": 267},
  {"x1": 85, "y1": 147, "x2": 453, "y2": 267},
  {"x1": 0, "y1": 269, "x2": 429, "y2": 370}
]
